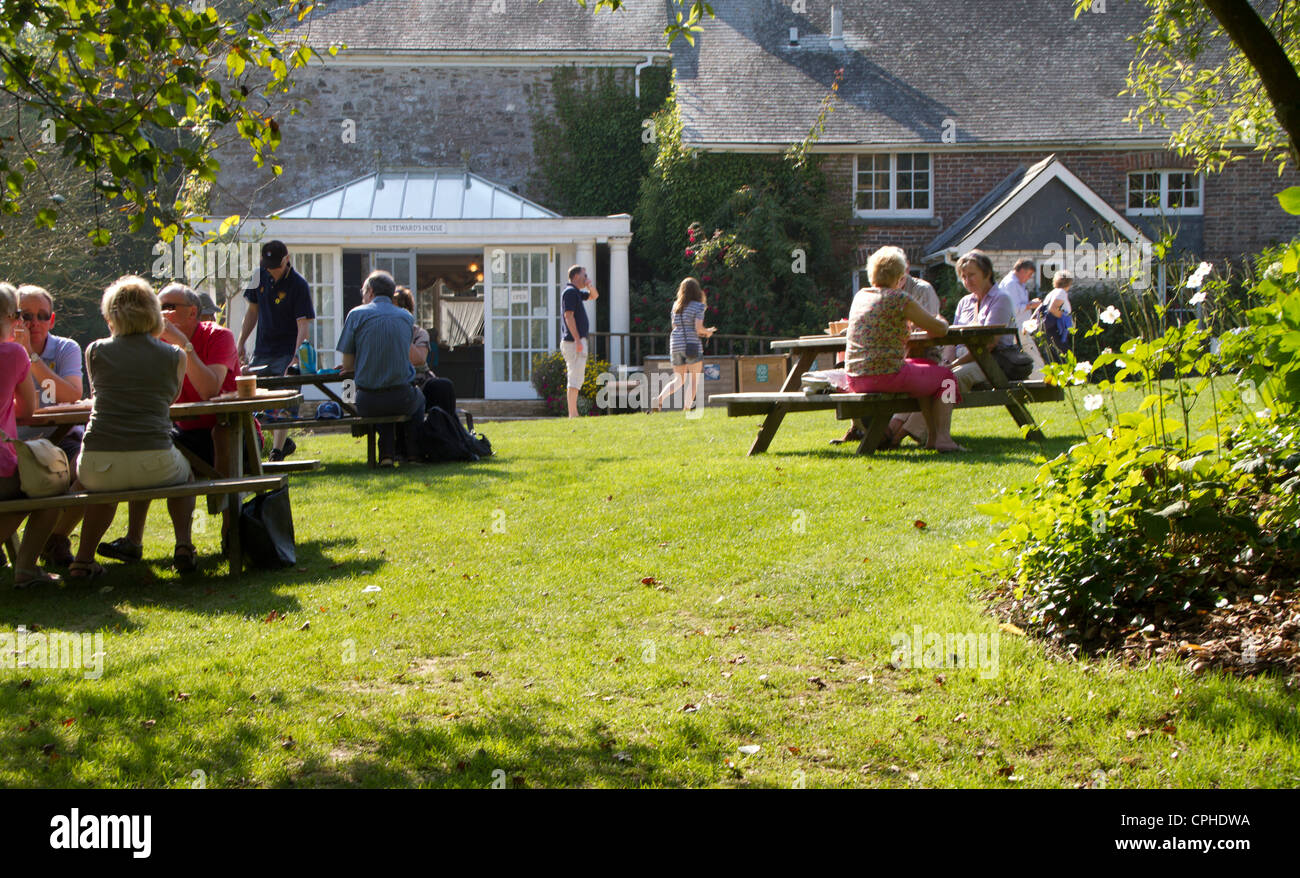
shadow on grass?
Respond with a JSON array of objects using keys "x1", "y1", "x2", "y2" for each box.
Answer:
[
  {"x1": 0, "y1": 537, "x2": 379, "y2": 630},
  {"x1": 1179, "y1": 674, "x2": 1300, "y2": 743},
  {"x1": 767, "y1": 435, "x2": 1077, "y2": 465},
  {"x1": 288, "y1": 704, "x2": 741, "y2": 789}
]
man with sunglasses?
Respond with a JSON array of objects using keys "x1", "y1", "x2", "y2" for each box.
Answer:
[
  {"x1": 238, "y1": 240, "x2": 314, "y2": 461},
  {"x1": 13, "y1": 285, "x2": 85, "y2": 566},
  {"x1": 97, "y1": 283, "x2": 240, "y2": 571}
]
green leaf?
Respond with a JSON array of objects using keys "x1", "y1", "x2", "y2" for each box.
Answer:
[{"x1": 1278, "y1": 187, "x2": 1300, "y2": 216}]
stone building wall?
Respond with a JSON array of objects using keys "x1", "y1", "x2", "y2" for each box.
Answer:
[{"x1": 211, "y1": 64, "x2": 636, "y2": 217}]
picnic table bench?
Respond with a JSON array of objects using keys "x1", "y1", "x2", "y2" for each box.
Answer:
[
  {"x1": 11, "y1": 391, "x2": 303, "y2": 576},
  {"x1": 714, "y1": 326, "x2": 1064, "y2": 455},
  {"x1": 253, "y1": 371, "x2": 468, "y2": 467}
]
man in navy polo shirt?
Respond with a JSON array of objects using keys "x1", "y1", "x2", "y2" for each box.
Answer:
[
  {"x1": 337, "y1": 270, "x2": 424, "y2": 467},
  {"x1": 239, "y1": 240, "x2": 314, "y2": 461},
  {"x1": 560, "y1": 265, "x2": 599, "y2": 418}
]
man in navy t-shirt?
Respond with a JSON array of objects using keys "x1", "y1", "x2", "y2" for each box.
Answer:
[
  {"x1": 239, "y1": 240, "x2": 315, "y2": 460},
  {"x1": 560, "y1": 264, "x2": 599, "y2": 418}
]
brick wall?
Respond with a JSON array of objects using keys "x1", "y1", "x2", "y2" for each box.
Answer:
[
  {"x1": 212, "y1": 65, "x2": 634, "y2": 217},
  {"x1": 825, "y1": 148, "x2": 1300, "y2": 271}
]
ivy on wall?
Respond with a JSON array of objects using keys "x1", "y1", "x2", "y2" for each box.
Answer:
[{"x1": 529, "y1": 65, "x2": 671, "y2": 217}]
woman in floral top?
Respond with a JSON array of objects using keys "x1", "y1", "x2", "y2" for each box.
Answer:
[{"x1": 845, "y1": 247, "x2": 964, "y2": 452}]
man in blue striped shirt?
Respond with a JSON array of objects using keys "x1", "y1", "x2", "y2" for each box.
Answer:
[{"x1": 337, "y1": 270, "x2": 425, "y2": 466}]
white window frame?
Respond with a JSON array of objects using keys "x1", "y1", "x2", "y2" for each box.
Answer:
[
  {"x1": 1126, "y1": 170, "x2": 1204, "y2": 217},
  {"x1": 853, "y1": 153, "x2": 934, "y2": 219}
]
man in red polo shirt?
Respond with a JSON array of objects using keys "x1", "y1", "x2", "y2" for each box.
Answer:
[{"x1": 96, "y1": 283, "x2": 239, "y2": 572}]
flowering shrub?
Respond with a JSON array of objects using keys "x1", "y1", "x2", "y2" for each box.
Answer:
[
  {"x1": 531, "y1": 351, "x2": 611, "y2": 417},
  {"x1": 975, "y1": 201, "x2": 1300, "y2": 651}
]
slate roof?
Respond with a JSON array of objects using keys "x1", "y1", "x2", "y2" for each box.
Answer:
[
  {"x1": 673, "y1": 0, "x2": 1180, "y2": 148},
  {"x1": 293, "y1": 0, "x2": 671, "y2": 54}
]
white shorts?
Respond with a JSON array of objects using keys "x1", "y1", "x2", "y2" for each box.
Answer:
[
  {"x1": 78, "y1": 447, "x2": 192, "y2": 493},
  {"x1": 560, "y1": 340, "x2": 587, "y2": 389}
]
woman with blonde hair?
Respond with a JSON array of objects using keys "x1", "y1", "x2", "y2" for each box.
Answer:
[
  {"x1": 652, "y1": 277, "x2": 716, "y2": 413},
  {"x1": 845, "y1": 247, "x2": 964, "y2": 452},
  {"x1": 69, "y1": 276, "x2": 194, "y2": 580},
  {"x1": 0, "y1": 282, "x2": 62, "y2": 587}
]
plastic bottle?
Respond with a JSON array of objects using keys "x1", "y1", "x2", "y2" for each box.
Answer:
[{"x1": 297, "y1": 339, "x2": 317, "y2": 374}]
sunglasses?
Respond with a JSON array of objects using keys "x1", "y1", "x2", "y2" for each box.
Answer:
[{"x1": 20, "y1": 311, "x2": 52, "y2": 322}]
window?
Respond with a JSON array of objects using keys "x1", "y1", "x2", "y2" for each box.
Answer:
[
  {"x1": 1127, "y1": 170, "x2": 1202, "y2": 215},
  {"x1": 854, "y1": 153, "x2": 932, "y2": 218}
]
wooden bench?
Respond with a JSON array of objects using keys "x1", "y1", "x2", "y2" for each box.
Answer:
[
  {"x1": 258, "y1": 414, "x2": 408, "y2": 467},
  {"x1": 261, "y1": 459, "x2": 323, "y2": 474},
  {"x1": 0, "y1": 475, "x2": 286, "y2": 576},
  {"x1": 714, "y1": 380, "x2": 1064, "y2": 455}
]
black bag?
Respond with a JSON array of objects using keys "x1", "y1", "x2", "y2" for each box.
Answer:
[
  {"x1": 992, "y1": 345, "x2": 1034, "y2": 381},
  {"x1": 415, "y1": 406, "x2": 493, "y2": 462},
  {"x1": 239, "y1": 486, "x2": 296, "y2": 568}
]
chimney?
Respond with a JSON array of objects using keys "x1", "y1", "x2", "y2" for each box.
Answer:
[{"x1": 830, "y1": 5, "x2": 845, "y2": 51}]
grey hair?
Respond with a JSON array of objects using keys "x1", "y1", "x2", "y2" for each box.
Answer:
[{"x1": 158, "y1": 282, "x2": 202, "y2": 310}]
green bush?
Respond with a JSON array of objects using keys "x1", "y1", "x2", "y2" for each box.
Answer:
[
  {"x1": 975, "y1": 210, "x2": 1300, "y2": 649},
  {"x1": 531, "y1": 351, "x2": 611, "y2": 417}
]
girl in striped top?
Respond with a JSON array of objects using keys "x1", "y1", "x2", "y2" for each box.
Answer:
[{"x1": 652, "y1": 277, "x2": 716, "y2": 413}]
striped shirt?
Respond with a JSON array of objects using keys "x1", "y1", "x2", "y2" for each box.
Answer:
[{"x1": 669, "y1": 301, "x2": 706, "y2": 356}]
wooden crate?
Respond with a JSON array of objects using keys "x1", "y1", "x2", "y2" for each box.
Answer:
[
  {"x1": 644, "y1": 355, "x2": 738, "y2": 406},
  {"x1": 737, "y1": 355, "x2": 789, "y2": 393}
]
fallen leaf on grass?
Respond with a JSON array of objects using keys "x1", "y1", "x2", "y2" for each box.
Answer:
[
  {"x1": 640, "y1": 576, "x2": 659, "y2": 586},
  {"x1": 952, "y1": 713, "x2": 968, "y2": 723},
  {"x1": 280, "y1": 736, "x2": 295, "y2": 750},
  {"x1": 999, "y1": 622, "x2": 1026, "y2": 636},
  {"x1": 141, "y1": 719, "x2": 156, "y2": 729},
  {"x1": 18, "y1": 679, "x2": 31, "y2": 690},
  {"x1": 737, "y1": 745, "x2": 761, "y2": 755},
  {"x1": 471, "y1": 670, "x2": 492, "y2": 679},
  {"x1": 41, "y1": 743, "x2": 56, "y2": 756},
  {"x1": 298, "y1": 621, "x2": 310, "y2": 631},
  {"x1": 680, "y1": 703, "x2": 698, "y2": 713},
  {"x1": 1125, "y1": 729, "x2": 1153, "y2": 741},
  {"x1": 913, "y1": 714, "x2": 926, "y2": 723},
  {"x1": 264, "y1": 610, "x2": 283, "y2": 623},
  {"x1": 808, "y1": 676, "x2": 827, "y2": 690},
  {"x1": 61, "y1": 717, "x2": 75, "y2": 727},
  {"x1": 913, "y1": 520, "x2": 927, "y2": 529}
]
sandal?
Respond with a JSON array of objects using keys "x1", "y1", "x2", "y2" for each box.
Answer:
[
  {"x1": 68, "y1": 561, "x2": 105, "y2": 582},
  {"x1": 173, "y1": 544, "x2": 198, "y2": 574},
  {"x1": 14, "y1": 568, "x2": 61, "y2": 589}
]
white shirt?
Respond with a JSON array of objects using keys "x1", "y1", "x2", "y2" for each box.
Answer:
[
  {"x1": 997, "y1": 271, "x2": 1031, "y2": 314},
  {"x1": 1043, "y1": 289, "x2": 1072, "y2": 316}
]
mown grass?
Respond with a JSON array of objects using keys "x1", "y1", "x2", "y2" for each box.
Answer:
[{"x1": 2, "y1": 393, "x2": 1297, "y2": 788}]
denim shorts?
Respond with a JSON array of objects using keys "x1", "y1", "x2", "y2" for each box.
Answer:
[{"x1": 670, "y1": 343, "x2": 703, "y2": 367}]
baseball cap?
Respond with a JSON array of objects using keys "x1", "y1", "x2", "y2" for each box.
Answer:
[
  {"x1": 260, "y1": 240, "x2": 289, "y2": 270},
  {"x1": 197, "y1": 292, "x2": 220, "y2": 317}
]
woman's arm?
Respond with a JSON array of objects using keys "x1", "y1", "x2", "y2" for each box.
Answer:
[
  {"x1": 1049, "y1": 296, "x2": 1066, "y2": 318},
  {"x1": 409, "y1": 327, "x2": 430, "y2": 367},
  {"x1": 14, "y1": 370, "x2": 40, "y2": 419},
  {"x1": 694, "y1": 318, "x2": 716, "y2": 338},
  {"x1": 904, "y1": 298, "x2": 948, "y2": 337}
]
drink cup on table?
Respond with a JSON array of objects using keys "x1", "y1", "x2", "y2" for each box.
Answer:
[{"x1": 236, "y1": 375, "x2": 257, "y2": 399}]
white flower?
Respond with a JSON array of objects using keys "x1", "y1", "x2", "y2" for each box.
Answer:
[
  {"x1": 1114, "y1": 359, "x2": 1127, "y2": 370},
  {"x1": 1084, "y1": 394, "x2": 1104, "y2": 411},
  {"x1": 1022, "y1": 318, "x2": 1040, "y2": 334},
  {"x1": 1188, "y1": 290, "x2": 1207, "y2": 307},
  {"x1": 1074, "y1": 360, "x2": 1093, "y2": 375},
  {"x1": 1099, "y1": 305, "x2": 1122, "y2": 325},
  {"x1": 1264, "y1": 262, "x2": 1283, "y2": 282},
  {"x1": 1186, "y1": 261, "x2": 1213, "y2": 289},
  {"x1": 1100, "y1": 347, "x2": 1113, "y2": 356}
]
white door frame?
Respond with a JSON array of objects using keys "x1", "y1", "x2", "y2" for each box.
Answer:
[{"x1": 483, "y1": 246, "x2": 556, "y2": 399}]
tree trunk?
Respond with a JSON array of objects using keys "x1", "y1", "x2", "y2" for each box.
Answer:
[{"x1": 1200, "y1": 0, "x2": 1300, "y2": 162}]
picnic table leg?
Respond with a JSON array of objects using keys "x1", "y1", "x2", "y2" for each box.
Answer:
[
  {"x1": 1004, "y1": 389, "x2": 1046, "y2": 442},
  {"x1": 224, "y1": 414, "x2": 248, "y2": 579},
  {"x1": 748, "y1": 404, "x2": 788, "y2": 455},
  {"x1": 367, "y1": 426, "x2": 377, "y2": 467},
  {"x1": 854, "y1": 415, "x2": 891, "y2": 455},
  {"x1": 779, "y1": 351, "x2": 817, "y2": 392}
]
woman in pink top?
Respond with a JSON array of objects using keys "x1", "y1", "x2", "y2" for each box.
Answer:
[
  {"x1": 0, "y1": 282, "x2": 62, "y2": 588},
  {"x1": 844, "y1": 247, "x2": 964, "y2": 452}
]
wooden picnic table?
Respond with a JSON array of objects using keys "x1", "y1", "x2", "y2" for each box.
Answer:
[
  {"x1": 254, "y1": 370, "x2": 359, "y2": 416},
  {"x1": 18, "y1": 389, "x2": 302, "y2": 573},
  {"x1": 719, "y1": 325, "x2": 1059, "y2": 455}
]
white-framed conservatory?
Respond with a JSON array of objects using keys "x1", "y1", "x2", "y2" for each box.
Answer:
[{"x1": 194, "y1": 170, "x2": 632, "y2": 400}]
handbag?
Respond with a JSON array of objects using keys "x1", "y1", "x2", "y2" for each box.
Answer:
[
  {"x1": 239, "y1": 485, "x2": 296, "y2": 568},
  {"x1": 0, "y1": 428, "x2": 71, "y2": 498},
  {"x1": 992, "y1": 345, "x2": 1034, "y2": 381}
]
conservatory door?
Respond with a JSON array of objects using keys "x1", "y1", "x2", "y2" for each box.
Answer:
[{"x1": 483, "y1": 248, "x2": 555, "y2": 399}]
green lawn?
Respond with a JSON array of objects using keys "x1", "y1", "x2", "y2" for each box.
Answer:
[{"x1": 2, "y1": 397, "x2": 1297, "y2": 788}]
